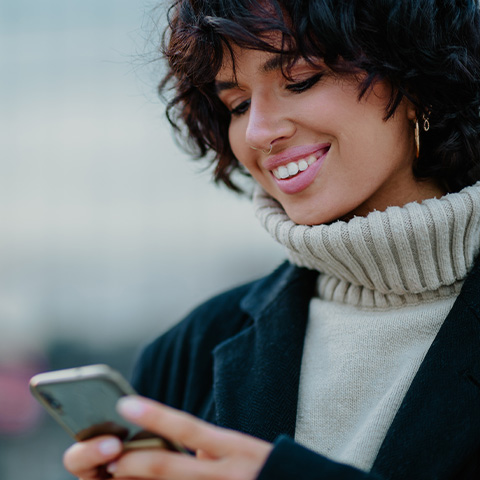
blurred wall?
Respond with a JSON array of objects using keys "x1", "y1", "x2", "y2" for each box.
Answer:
[
  {"x1": 0, "y1": 0, "x2": 284, "y2": 354},
  {"x1": 0, "y1": 1, "x2": 284, "y2": 478}
]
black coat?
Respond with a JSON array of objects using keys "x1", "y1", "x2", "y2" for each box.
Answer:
[{"x1": 131, "y1": 260, "x2": 480, "y2": 479}]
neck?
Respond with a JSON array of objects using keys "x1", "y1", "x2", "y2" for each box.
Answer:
[{"x1": 342, "y1": 177, "x2": 447, "y2": 222}]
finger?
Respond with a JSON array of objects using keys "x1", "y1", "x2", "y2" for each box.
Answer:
[
  {"x1": 63, "y1": 436, "x2": 123, "y2": 479},
  {"x1": 107, "y1": 447, "x2": 216, "y2": 480},
  {"x1": 196, "y1": 448, "x2": 216, "y2": 460},
  {"x1": 116, "y1": 396, "x2": 236, "y2": 456}
]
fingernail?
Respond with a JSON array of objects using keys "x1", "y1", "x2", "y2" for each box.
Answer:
[
  {"x1": 99, "y1": 438, "x2": 122, "y2": 456},
  {"x1": 107, "y1": 462, "x2": 117, "y2": 474},
  {"x1": 117, "y1": 396, "x2": 146, "y2": 419}
]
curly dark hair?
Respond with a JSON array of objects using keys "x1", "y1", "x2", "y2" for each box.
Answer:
[{"x1": 157, "y1": 0, "x2": 480, "y2": 193}]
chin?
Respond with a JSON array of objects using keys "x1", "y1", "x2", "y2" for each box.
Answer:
[{"x1": 284, "y1": 207, "x2": 341, "y2": 226}]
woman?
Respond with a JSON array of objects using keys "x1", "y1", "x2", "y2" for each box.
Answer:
[{"x1": 64, "y1": 0, "x2": 480, "y2": 478}]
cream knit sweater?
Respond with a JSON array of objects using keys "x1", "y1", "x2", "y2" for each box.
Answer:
[{"x1": 253, "y1": 182, "x2": 480, "y2": 471}]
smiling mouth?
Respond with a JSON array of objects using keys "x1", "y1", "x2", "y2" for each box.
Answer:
[{"x1": 271, "y1": 148, "x2": 330, "y2": 180}]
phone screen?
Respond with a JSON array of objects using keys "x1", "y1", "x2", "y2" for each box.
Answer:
[
  {"x1": 33, "y1": 373, "x2": 141, "y2": 441},
  {"x1": 30, "y1": 365, "x2": 186, "y2": 452}
]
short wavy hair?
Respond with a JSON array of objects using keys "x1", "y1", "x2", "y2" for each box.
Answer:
[{"x1": 157, "y1": 0, "x2": 480, "y2": 193}]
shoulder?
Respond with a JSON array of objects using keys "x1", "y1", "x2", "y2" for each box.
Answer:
[
  {"x1": 138, "y1": 260, "x2": 312, "y2": 354},
  {"x1": 131, "y1": 261, "x2": 316, "y2": 406}
]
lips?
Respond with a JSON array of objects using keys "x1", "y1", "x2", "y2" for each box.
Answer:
[{"x1": 265, "y1": 144, "x2": 330, "y2": 194}]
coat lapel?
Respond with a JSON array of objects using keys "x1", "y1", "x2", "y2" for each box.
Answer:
[
  {"x1": 212, "y1": 264, "x2": 317, "y2": 442},
  {"x1": 372, "y1": 260, "x2": 480, "y2": 479},
  {"x1": 213, "y1": 260, "x2": 480, "y2": 477}
]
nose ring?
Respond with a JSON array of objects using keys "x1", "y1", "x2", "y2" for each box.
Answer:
[{"x1": 250, "y1": 144, "x2": 273, "y2": 155}]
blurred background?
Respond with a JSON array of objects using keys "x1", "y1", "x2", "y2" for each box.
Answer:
[{"x1": 0, "y1": 1, "x2": 284, "y2": 478}]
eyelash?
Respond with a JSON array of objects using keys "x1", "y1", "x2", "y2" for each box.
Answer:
[
  {"x1": 229, "y1": 73, "x2": 323, "y2": 117},
  {"x1": 285, "y1": 73, "x2": 323, "y2": 93},
  {"x1": 231, "y1": 99, "x2": 251, "y2": 117}
]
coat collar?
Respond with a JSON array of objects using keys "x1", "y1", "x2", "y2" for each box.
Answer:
[
  {"x1": 372, "y1": 258, "x2": 480, "y2": 479},
  {"x1": 213, "y1": 260, "x2": 480, "y2": 477},
  {"x1": 212, "y1": 262, "x2": 317, "y2": 441}
]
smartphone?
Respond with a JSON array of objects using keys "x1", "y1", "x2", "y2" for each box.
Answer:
[{"x1": 29, "y1": 364, "x2": 185, "y2": 452}]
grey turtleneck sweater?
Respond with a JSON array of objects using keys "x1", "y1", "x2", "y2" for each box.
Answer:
[{"x1": 253, "y1": 182, "x2": 480, "y2": 471}]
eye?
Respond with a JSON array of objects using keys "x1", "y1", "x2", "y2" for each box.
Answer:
[
  {"x1": 230, "y1": 99, "x2": 251, "y2": 116},
  {"x1": 286, "y1": 73, "x2": 323, "y2": 93}
]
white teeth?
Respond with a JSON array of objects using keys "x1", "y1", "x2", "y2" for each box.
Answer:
[
  {"x1": 298, "y1": 159, "x2": 308, "y2": 171},
  {"x1": 277, "y1": 166, "x2": 289, "y2": 179},
  {"x1": 287, "y1": 162, "x2": 299, "y2": 176},
  {"x1": 272, "y1": 155, "x2": 317, "y2": 180}
]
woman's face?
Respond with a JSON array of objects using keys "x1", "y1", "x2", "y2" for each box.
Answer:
[{"x1": 216, "y1": 46, "x2": 445, "y2": 225}]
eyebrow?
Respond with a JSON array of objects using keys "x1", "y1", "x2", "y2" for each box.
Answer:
[
  {"x1": 215, "y1": 80, "x2": 238, "y2": 94},
  {"x1": 215, "y1": 54, "x2": 294, "y2": 94},
  {"x1": 262, "y1": 54, "x2": 291, "y2": 73}
]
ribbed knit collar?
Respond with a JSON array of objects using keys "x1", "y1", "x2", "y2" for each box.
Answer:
[{"x1": 253, "y1": 182, "x2": 480, "y2": 308}]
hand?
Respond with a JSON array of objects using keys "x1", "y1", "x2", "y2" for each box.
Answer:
[
  {"x1": 107, "y1": 396, "x2": 272, "y2": 479},
  {"x1": 63, "y1": 396, "x2": 273, "y2": 480},
  {"x1": 63, "y1": 434, "x2": 123, "y2": 479}
]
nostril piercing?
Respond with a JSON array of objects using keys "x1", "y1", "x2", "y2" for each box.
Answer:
[{"x1": 250, "y1": 144, "x2": 273, "y2": 155}]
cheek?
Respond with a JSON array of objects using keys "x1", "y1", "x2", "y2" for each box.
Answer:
[
  {"x1": 228, "y1": 125, "x2": 240, "y2": 156},
  {"x1": 228, "y1": 121, "x2": 251, "y2": 169}
]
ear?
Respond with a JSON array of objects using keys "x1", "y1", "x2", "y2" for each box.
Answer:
[{"x1": 405, "y1": 99, "x2": 417, "y2": 122}]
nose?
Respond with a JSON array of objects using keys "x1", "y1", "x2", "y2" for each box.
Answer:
[{"x1": 245, "y1": 93, "x2": 295, "y2": 151}]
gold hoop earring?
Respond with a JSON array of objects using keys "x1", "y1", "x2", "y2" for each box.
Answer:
[
  {"x1": 415, "y1": 119, "x2": 420, "y2": 159},
  {"x1": 423, "y1": 114, "x2": 430, "y2": 132},
  {"x1": 415, "y1": 113, "x2": 431, "y2": 159},
  {"x1": 250, "y1": 144, "x2": 273, "y2": 155}
]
